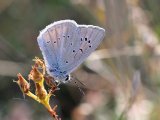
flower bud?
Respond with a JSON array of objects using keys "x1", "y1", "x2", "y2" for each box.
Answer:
[
  {"x1": 28, "y1": 66, "x2": 43, "y2": 83},
  {"x1": 33, "y1": 57, "x2": 45, "y2": 68},
  {"x1": 16, "y1": 73, "x2": 30, "y2": 93}
]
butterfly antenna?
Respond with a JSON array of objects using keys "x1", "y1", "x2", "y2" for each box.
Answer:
[
  {"x1": 70, "y1": 76, "x2": 85, "y2": 96},
  {"x1": 71, "y1": 74, "x2": 86, "y2": 87},
  {"x1": 74, "y1": 80, "x2": 85, "y2": 96}
]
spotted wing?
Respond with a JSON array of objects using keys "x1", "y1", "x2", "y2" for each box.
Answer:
[
  {"x1": 37, "y1": 20, "x2": 78, "y2": 77},
  {"x1": 59, "y1": 24, "x2": 105, "y2": 75}
]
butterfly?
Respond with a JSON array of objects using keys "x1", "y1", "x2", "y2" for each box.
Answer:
[{"x1": 37, "y1": 20, "x2": 105, "y2": 84}]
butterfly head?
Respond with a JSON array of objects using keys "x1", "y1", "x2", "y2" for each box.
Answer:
[
  {"x1": 55, "y1": 75, "x2": 71, "y2": 85},
  {"x1": 60, "y1": 74, "x2": 71, "y2": 83}
]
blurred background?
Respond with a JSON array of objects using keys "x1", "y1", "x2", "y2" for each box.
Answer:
[{"x1": 0, "y1": 0, "x2": 160, "y2": 120}]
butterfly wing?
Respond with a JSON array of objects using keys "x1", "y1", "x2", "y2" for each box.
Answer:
[
  {"x1": 37, "y1": 20, "x2": 78, "y2": 78},
  {"x1": 59, "y1": 24, "x2": 105, "y2": 75}
]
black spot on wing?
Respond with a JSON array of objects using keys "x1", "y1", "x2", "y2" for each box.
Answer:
[{"x1": 80, "y1": 49, "x2": 83, "y2": 53}]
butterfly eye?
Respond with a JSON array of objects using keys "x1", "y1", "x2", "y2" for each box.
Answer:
[
  {"x1": 65, "y1": 75, "x2": 70, "y2": 81},
  {"x1": 80, "y1": 49, "x2": 83, "y2": 52},
  {"x1": 85, "y1": 38, "x2": 87, "y2": 41},
  {"x1": 67, "y1": 36, "x2": 70, "y2": 38},
  {"x1": 88, "y1": 40, "x2": 90, "y2": 43}
]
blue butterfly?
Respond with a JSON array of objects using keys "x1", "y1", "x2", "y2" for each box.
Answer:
[{"x1": 37, "y1": 20, "x2": 105, "y2": 84}]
